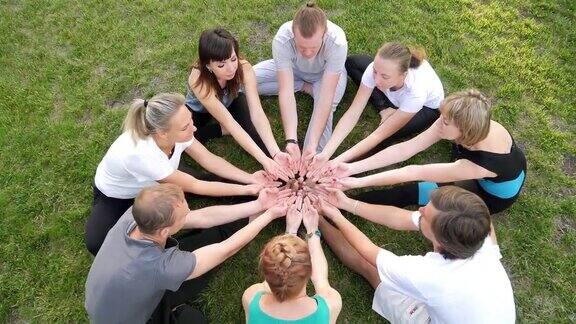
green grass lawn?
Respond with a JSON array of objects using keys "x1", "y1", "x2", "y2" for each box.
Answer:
[{"x1": 1, "y1": 0, "x2": 574, "y2": 322}]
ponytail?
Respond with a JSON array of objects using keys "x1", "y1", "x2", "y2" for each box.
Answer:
[
  {"x1": 408, "y1": 46, "x2": 427, "y2": 68},
  {"x1": 123, "y1": 99, "x2": 150, "y2": 140},
  {"x1": 378, "y1": 42, "x2": 427, "y2": 72},
  {"x1": 122, "y1": 93, "x2": 185, "y2": 141}
]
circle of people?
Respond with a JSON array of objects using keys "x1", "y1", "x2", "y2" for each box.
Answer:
[{"x1": 85, "y1": 2, "x2": 525, "y2": 324}]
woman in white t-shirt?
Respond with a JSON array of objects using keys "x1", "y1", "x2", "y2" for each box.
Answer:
[
  {"x1": 310, "y1": 42, "x2": 444, "y2": 168},
  {"x1": 86, "y1": 93, "x2": 265, "y2": 255}
]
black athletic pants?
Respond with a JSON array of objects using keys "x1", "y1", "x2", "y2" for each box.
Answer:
[
  {"x1": 345, "y1": 54, "x2": 440, "y2": 157},
  {"x1": 148, "y1": 218, "x2": 248, "y2": 324},
  {"x1": 189, "y1": 93, "x2": 270, "y2": 157}
]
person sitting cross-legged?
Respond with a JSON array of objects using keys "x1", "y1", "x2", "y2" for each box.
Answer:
[
  {"x1": 85, "y1": 183, "x2": 290, "y2": 324},
  {"x1": 242, "y1": 198, "x2": 342, "y2": 324},
  {"x1": 316, "y1": 186, "x2": 515, "y2": 324}
]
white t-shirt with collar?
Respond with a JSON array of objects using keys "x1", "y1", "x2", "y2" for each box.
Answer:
[
  {"x1": 361, "y1": 60, "x2": 444, "y2": 113},
  {"x1": 94, "y1": 132, "x2": 194, "y2": 199},
  {"x1": 372, "y1": 212, "x2": 516, "y2": 324}
]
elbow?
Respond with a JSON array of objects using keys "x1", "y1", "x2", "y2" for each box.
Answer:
[{"x1": 401, "y1": 165, "x2": 421, "y2": 181}]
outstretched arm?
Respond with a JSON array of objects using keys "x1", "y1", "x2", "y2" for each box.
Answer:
[
  {"x1": 335, "y1": 109, "x2": 414, "y2": 162},
  {"x1": 160, "y1": 170, "x2": 258, "y2": 197},
  {"x1": 345, "y1": 120, "x2": 443, "y2": 175},
  {"x1": 185, "y1": 140, "x2": 254, "y2": 184},
  {"x1": 319, "y1": 201, "x2": 380, "y2": 267},
  {"x1": 318, "y1": 84, "x2": 373, "y2": 159},
  {"x1": 243, "y1": 62, "x2": 282, "y2": 157},
  {"x1": 187, "y1": 206, "x2": 286, "y2": 280},
  {"x1": 304, "y1": 71, "x2": 341, "y2": 153}
]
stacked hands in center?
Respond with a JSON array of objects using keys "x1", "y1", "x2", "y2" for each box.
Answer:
[{"x1": 253, "y1": 148, "x2": 357, "y2": 233}]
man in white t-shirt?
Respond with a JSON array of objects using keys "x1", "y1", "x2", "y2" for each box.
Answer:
[
  {"x1": 317, "y1": 186, "x2": 516, "y2": 324},
  {"x1": 253, "y1": 2, "x2": 348, "y2": 164}
]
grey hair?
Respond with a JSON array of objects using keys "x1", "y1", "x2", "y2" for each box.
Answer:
[{"x1": 123, "y1": 92, "x2": 185, "y2": 141}]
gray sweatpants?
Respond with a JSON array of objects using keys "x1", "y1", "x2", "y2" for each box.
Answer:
[{"x1": 253, "y1": 59, "x2": 347, "y2": 152}]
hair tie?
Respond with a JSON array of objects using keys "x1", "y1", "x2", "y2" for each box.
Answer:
[{"x1": 143, "y1": 99, "x2": 149, "y2": 108}]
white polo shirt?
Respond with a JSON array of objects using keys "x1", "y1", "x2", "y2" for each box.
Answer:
[
  {"x1": 361, "y1": 60, "x2": 444, "y2": 113},
  {"x1": 94, "y1": 132, "x2": 194, "y2": 199},
  {"x1": 372, "y1": 212, "x2": 516, "y2": 324}
]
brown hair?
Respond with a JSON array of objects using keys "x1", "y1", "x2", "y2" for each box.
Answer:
[
  {"x1": 259, "y1": 235, "x2": 312, "y2": 302},
  {"x1": 191, "y1": 28, "x2": 244, "y2": 101},
  {"x1": 123, "y1": 93, "x2": 185, "y2": 141},
  {"x1": 429, "y1": 186, "x2": 491, "y2": 260},
  {"x1": 440, "y1": 89, "x2": 492, "y2": 146},
  {"x1": 377, "y1": 42, "x2": 427, "y2": 72},
  {"x1": 293, "y1": 1, "x2": 327, "y2": 38},
  {"x1": 132, "y1": 184, "x2": 185, "y2": 234}
]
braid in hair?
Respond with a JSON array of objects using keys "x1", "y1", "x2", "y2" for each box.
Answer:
[{"x1": 259, "y1": 235, "x2": 312, "y2": 302}]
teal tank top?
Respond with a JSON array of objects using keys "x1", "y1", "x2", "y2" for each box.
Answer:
[{"x1": 248, "y1": 291, "x2": 330, "y2": 324}]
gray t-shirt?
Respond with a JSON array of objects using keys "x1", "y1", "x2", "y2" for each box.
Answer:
[
  {"x1": 272, "y1": 20, "x2": 347, "y2": 74},
  {"x1": 85, "y1": 208, "x2": 196, "y2": 324}
]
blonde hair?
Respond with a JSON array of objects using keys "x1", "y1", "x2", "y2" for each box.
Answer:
[
  {"x1": 440, "y1": 89, "x2": 491, "y2": 146},
  {"x1": 123, "y1": 93, "x2": 185, "y2": 141},
  {"x1": 259, "y1": 235, "x2": 312, "y2": 302},
  {"x1": 293, "y1": 1, "x2": 327, "y2": 38},
  {"x1": 377, "y1": 42, "x2": 427, "y2": 72}
]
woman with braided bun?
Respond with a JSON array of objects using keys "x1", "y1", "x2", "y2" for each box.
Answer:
[
  {"x1": 86, "y1": 92, "x2": 267, "y2": 255},
  {"x1": 242, "y1": 198, "x2": 341, "y2": 323},
  {"x1": 330, "y1": 89, "x2": 527, "y2": 214}
]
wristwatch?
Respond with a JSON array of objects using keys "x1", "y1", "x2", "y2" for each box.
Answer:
[
  {"x1": 305, "y1": 229, "x2": 321, "y2": 240},
  {"x1": 285, "y1": 139, "x2": 298, "y2": 145}
]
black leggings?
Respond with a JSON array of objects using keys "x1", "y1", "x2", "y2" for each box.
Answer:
[
  {"x1": 354, "y1": 181, "x2": 519, "y2": 215},
  {"x1": 85, "y1": 186, "x2": 133, "y2": 256},
  {"x1": 189, "y1": 93, "x2": 270, "y2": 157},
  {"x1": 148, "y1": 218, "x2": 248, "y2": 324},
  {"x1": 345, "y1": 54, "x2": 440, "y2": 156}
]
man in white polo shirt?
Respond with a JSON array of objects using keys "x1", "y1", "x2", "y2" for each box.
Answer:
[
  {"x1": 253, "y1": 2, "x2": 347, "y2": 166},
  {"x1": 317, "y1": 186, "x2": 515, "y2": 323}
]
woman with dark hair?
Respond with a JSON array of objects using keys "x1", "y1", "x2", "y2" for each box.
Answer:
[
  {"x1": 186, "y1": 28, "x2": 292, "y2": 180},
  {"x1": 309, "y1": 42, "x2": 444, "y2": 170}
]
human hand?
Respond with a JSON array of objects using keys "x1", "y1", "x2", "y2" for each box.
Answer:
[
  {"x1": 251, "y1": 170, "x2": 282, "y2": 187},
  {"x1": 258, "y1": 187, "x2": 292, "y2": 209},
  {"x1": 245, "y1": 183, "x2": 264, "y2": 196},
  {"x1": 273, "y1": 151, "x2": 296, "y2": 178},
  {"x1": 306, "y1": 152, "x2": 329, "y2": 180},
  {"x1": 317, "y1": 198, "x2": 342, "y2": 220},
  {"x1": 299, "y1": 146, "x2": 316, "y2": 176},
  {"x1": 319, "y1": 176, "x2": 362, "y2": 191},
  {"x1": 301, "y1": 197, "x2": 319, "y2": 233},
  {"x1": 267, "y1": 200, "x2": 290, "y2": 219},
  {"x1": 262, "y1": 158, "x2": 290, "y2": 182},
  {"x1": 285, "y1": 142, "x2": 301, "y2": 172},
  {"x1": 285, "y1": 204, "x2": 303, "y2": 234}
]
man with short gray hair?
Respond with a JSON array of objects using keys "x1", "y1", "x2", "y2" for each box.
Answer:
[{"x1": 85, "y1": 183, "x2": 289, "y2": 323}]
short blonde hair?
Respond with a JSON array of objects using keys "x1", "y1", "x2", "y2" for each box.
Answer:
[
  {"x1": 259, "y1": 234, "x2": 312, "y2": 302},
  {"x1": 293, "y1": 1, "x2": 327, "y2": 38},
  {"x1": 440, "y1": 89, "x2": 491, "y2": 146}
]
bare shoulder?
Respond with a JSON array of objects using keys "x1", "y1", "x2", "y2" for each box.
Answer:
[
  {"x1": 242, "y1": 282, "x2": 266, "y2": 308},
  {"x1": 188, "y1": 68, "x2": 201, "y2": 84}
]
